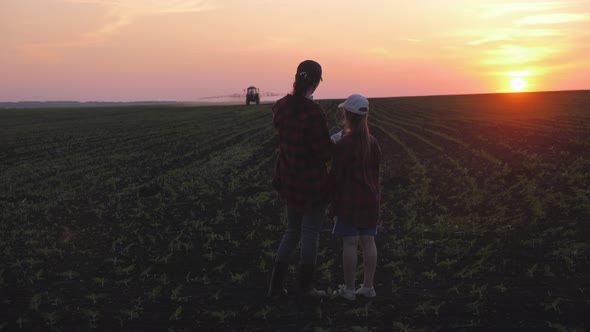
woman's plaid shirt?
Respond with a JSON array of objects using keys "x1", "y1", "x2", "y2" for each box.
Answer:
[
  {"x1": 329, "y1": 133, "x2": 382, "y2": 228},
  {"x1": 272, "y1": 95, "x2": 334, "y2": 212}
]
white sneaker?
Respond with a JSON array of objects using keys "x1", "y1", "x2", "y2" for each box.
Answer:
[
  {"x1": 355, "y1": 286, "x2": 376, "y2": 298},
  {"x1": 333, "y1": 285, "x2": 356, "y2": 301}
]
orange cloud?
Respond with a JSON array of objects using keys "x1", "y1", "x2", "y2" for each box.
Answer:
[
  {"x1": 14, "y1": 0, "x2": 217, "y2": 65},
  {"x1": 480, "y1": 1, "x2": 578, "y2": 18},
  {"x1": 517, "y1": 13, "x2": 590, "y2": 25},
  {"x1": 60, "y1": 0, "x2": 216, "y2": 40}
]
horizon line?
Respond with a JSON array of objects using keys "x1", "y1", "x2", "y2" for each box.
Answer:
[{"x1": 1, "y1": 88, "x2": 589, "y2": 105}]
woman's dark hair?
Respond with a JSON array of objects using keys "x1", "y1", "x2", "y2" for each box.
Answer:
[{"x1": 291, "y1": 60, "x2": 322, "y2": 111}]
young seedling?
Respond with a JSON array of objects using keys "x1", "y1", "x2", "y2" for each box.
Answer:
[
  {"x1": 42, "y1": 311, "x2": 58, "y2": 327},
  {"x1": 48, "y1": 295, "x2": 61, "y2": 307},
  {"x1": 470, "y1": 284, "x2": 487, "y2": 299},
  {"x1": 209, "y1": 289, "x2": 222, "y2": 301},
  {"x1": 29, "y1": 292, "x2": 44, "y2": 311},
  {"x1": 80, "y1": 308, "x2": 100, "y2": 328},
  {"x1": 169, "y1": 306, "x2": 183, "y2": 321},
  {"x1": 25, "y1": 258, "x2": 44, "y2": 270},
  {"x1": 229, "y1": 271, "x2": 249, "y2": 284},
  {"x1": 147, "y1": 285, "x2": 163, "y2": 302},
  {"x1": 258, "y1": 258, "x2": 268, "y2": 273},
  {"x1": 526, "y1": 264, "x2": 538, "y2": 278},
  {"x1": 494, "y1": 283, "x2": 507, "y2": 293},
  {"x1": 255, "y1": 305, "x2": 272, "y2": 321},
  {"x1": 93, "y1": 277, "x2": 106, "y2": 288},
  {"x1": 59, "y1": 270, "x2": 80, "y2": 280},
  {"x1": 392, "y1": 321, "x2": 413, "y2": 332},
  {"x1": 414, "y1": 300, "x2": 444, "y2": 317},
  {"x1": 421, "y1": 270, "x2": 437, "y2": 281},
  {"x1": 393, "y1": 265, "x2": 408, "y2": 281},
  {"x1": 213, "y1": 263, "x2": 226, "y2": 273},
  {"x1": 170, "y1": 284, "x2": 184, "y2": 301},
  {"x1": 86, "y1": 293, "x2": 99, "y2": 305},
  {"x1": 154, "y1": 252, "x2": 173, "y2": 264},
  {"x1": 210, "y1": 310, "x2": 236, "y2": 324},
  {"x1": 116, "y1": 264, "x2": 135, "y2": 276},
  {"x1": 120, "y1": 309, "x2": 139, "y2": 321},
  {"x1": 36, "y1": 246, "x2": 51, "y2": 257},
  {"x1": 33, "y1": 269, "x2": 44, "y2": 282},
  {"x1": 86, "y1": 293, "x2": 106, "y2": 305},
  {"x1": 104, "y1": 257, "x2": 124, "y2": 266},
  {"x1": 346, "y1": 302, "x2": 370, "y2": 319},
  {"x1": 121, "y1": 243, "x2": 135, "y2": 255},
  {"x1": 544, "y1": 297, "x2": 562, "y2": 314},
  {"x1": 544, "y1": 264, "x2": 555, "y2": 277},
  {"x1": 465, "y1": 300, "x2": 481, "y2": 316},
  {"x1": 260, "y1": 239, "x2": 275, "y2": 249},
  {"x1": 111, "y1": 237, "x2": 125, "y2": 252},
  {"x1": 546, "y1": 322, "x2": 574, "y2": 332},
  {"x1": 160, "y1": 273, "x2": 169, "y2": 286},
  {"x1": 203, "y1": 251, "x2": 215, "y2": 261},
  {"x1": 314, "y1": 327, "x2": 331, "y2": 332},
  {"x1": 116, "y1": 278, "x2": 133, "y2": 287},
  {"x1": 15, "y1": 316, "x2": 29, "y2": 329},
  {"x1": 391, "y1": 280, "x2": 400, "y2": 294}
]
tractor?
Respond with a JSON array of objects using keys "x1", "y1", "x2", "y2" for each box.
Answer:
[{"x1": 245, "y1": 86, "x2": 260, "y2": 105}]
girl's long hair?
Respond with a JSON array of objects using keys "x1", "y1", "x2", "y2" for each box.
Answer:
[{"x1": 344, "y1": 109, "x2": 371, "y2": 161}]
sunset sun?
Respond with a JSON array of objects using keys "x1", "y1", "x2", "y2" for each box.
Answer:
[{"x1": 510, "y1": 77, "x2": 527, "y2": 92}]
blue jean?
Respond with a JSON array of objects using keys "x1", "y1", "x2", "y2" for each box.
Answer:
[
  {"x1": 332, "y1": 217, "x2": 378, "y2": 236},
  {"x1": 275, "y1": 206, "x2": 324, "y2": 265}
]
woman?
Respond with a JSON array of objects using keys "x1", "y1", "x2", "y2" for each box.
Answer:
[{"x1": 267, "y1": 60, "x2": 334, "y2": 298}]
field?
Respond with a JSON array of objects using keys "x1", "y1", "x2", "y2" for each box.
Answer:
[{"x1": 1, "y1": 90, "x2": 589, "y2": 331}]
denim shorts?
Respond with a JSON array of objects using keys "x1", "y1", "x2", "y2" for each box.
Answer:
[{"x1": 332, "y1": 217, "x2": 378, "y2": 237}]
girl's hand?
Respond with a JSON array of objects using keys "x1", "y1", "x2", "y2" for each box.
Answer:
[{"x1": 330, "y1": 128, "x2": 343, "y2": 143}]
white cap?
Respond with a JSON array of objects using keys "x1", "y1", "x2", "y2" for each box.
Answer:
[{"x1": 338, "y1": 94, "x2": 369, "y2": 115}]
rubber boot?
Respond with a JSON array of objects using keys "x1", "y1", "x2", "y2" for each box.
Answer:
[
  {"x1": 299, "y1": 264, "x2": 327, "y2": 298},
  {"x1": 267, "y1": 260, "x2": 289, "y2": 298}
]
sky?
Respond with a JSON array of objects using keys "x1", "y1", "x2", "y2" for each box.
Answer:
[{"x1": 1, "y1": 0, "x2": 590, "y2": 101}]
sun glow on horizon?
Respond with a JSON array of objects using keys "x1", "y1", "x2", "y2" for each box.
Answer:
[{"x1": 510, "y1": 77, "x2": 527, "y2": 92}]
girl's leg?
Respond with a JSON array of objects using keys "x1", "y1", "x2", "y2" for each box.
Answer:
[
  {"x1": 359, "y1": 235, "x2": 377, "y2": 288},
  {"x1": 342, "y1": 236, "x2": 359, "y2": 290},
  {"x1": 275, "y1": 207, "x2": 302, "y2": 262}
]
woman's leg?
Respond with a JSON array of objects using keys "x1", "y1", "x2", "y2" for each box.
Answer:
[
  {"x1": 342, "y1": 236, "x2": 359, "y2": 290},
  {"x1": 275, "y1": 207, "x2": 302, "y2": 262},
  {"x1": 359, "y1": 235, "x2": 377, "y2": 288},
  {"x1": 298, "y1": 208, "x2": 327, "y2": 296},
  {"x1": 268, "y1": 207, "x2": 302, "y2": 297},
  {"x1": 299, "y1": 209, "x2": 324, "y2": 264}
]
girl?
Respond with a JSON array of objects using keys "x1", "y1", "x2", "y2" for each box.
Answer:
[
  {"x1": 330, "y1": 94, "x2": 382, "y2": 301},
  {"x1": 267, "y1": 60, "x2": 334, "y2": 298}
]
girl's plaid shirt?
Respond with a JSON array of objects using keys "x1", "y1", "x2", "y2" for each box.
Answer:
[{"x1": 329, "y1": 133, "x2": 382, "y2": 228}]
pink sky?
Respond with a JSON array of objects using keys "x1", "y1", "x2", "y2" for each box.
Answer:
[{"x1": 1, "y1": 0, "x2": 590, "y2": 101}]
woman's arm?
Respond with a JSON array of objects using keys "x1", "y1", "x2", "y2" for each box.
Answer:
[{"x1": 309, "y1": 109, "x2": 335, "y2": 162}]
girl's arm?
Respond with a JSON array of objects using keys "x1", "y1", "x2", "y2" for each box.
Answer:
[
  {"x1": 376, "y1": 140, "x2": 382, "y2": 169},
  {"x1": 329, "y1": 140, "x2": 347, "y2": 191}
]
